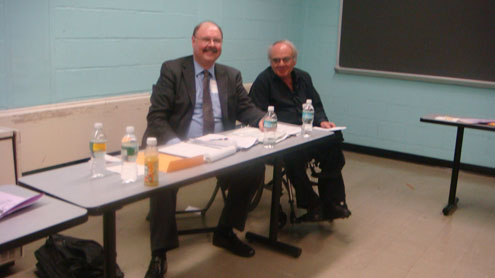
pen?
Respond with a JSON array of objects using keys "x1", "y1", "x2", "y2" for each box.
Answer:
[{"x1": 204, "y1": 137, "x2": 228, "y2": 141}]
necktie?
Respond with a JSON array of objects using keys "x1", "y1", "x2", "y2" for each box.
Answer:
[{"x1": 202, "y1": 70, "x2": 214, "y2": 135}]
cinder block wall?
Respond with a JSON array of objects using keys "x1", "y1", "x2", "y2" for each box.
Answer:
[
  {"x1": 1, "y1": 0, "x2": 493, "y2": 168},
  {"x1": 0, "y1": 0, "x2": 302, "y2": 109}
]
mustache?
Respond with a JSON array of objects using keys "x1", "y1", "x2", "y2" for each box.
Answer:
[{"x1": 203, "y1": 47, "x2": 218, "y2": 53}]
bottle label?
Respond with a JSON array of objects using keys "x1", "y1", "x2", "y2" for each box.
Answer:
[
  {"x1": 302, "y1": 111, "x2": 314, "y2": 121},
  {"x1": 90, "y1": 142, "x2": 107, "y2": 152},
  {"x1": 144, "y1": 156, "x2": 159, "y2": 186},
  {"x1": 121, "y1": 145, "x2": 137, "y2": 161},
  {"x1": 264, "y1": 119, "x2": 277, "y2": 129}
]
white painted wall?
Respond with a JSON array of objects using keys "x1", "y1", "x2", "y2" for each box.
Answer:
[
  {"x1": 0, "y1": 93, "x2": 150, "y2": 173},
  {"x1": 0, "y1": 127, "x2": 19, "y2": 183}
]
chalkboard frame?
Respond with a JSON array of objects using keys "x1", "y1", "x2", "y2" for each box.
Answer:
[{"x1": 335, "y1": 0, "x2": 495, "y2": 88}]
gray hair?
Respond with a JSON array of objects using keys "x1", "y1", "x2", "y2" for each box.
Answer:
[
  {"x1": 192, "y1": 21, "x2": 223, "y2": 38},
  {"x1": 267, "y1": 39, "x2": 298, "y2": 61}
]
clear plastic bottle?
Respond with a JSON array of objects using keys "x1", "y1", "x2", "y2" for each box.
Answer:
[
  {"x1": 301, "y1": 99, "x2": 314, "y2": 138},
  {"x1": 144, "y1": 137, "x2": 159, "y2": 186},
  {"x1": 89, "y1": 122, "x2": 107, "y2": 178},
  {"x1": 263, "y1": 106, "x2": 278, "y2": 149},
  {"x1": 121, "y1": 126, "x2": 138, "y2": 183}
]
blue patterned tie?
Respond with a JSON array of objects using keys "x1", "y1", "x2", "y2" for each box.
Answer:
[{"x1": 202, "y1": 70, "x2": 214, "y2": 135}]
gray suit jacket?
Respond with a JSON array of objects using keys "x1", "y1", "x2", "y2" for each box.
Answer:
[{"x1": 143, "y1": 55, "x2": 264, "y2": 145}]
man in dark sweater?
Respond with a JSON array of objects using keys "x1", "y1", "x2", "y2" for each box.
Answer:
[{"x1": 250, "y1": 39, "x2": 351, "y2": 222}]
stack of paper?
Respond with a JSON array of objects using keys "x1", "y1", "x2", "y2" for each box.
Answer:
[
  {"x1": 226, "y1": 134, "x2": 257, "y2": 149},
  {"x1": 278, "y1": 123, "x2": 304, "y2": 136},
  {"x1": 157, "y1": 122, "x2": 317, "y2": 163},
  {"x1": 231, "y1": 122, "x2": 301, "y2": 145},
  {"x1": 314, "y1": 126, "x2": 346, "y2": 132},
  {"x1": 435, "y1": 115, "x2": 495, "y2": 126},
  {"x1": 0, "y1": 191, "x2": 43, "y2": 219},
  {"x1": 159, "y1": 141, "x2": 237, "y2": 162},
  {"x1": 231, "y1": 127, "x2": 287, "y2": 143}
]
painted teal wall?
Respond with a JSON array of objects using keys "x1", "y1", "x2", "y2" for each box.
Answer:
[
  {"x1": 299, "y1": 0, "x2": 494, "y2": 168},
  {"x1": 1, "y1": 0, "x2": 494, "y2": 168},
  {"x1": 0, "y1": 0, "x2": 303, "y2": 107}
]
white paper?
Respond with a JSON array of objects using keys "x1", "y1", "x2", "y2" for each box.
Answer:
[
  {"x1": 195, "y1": 134, "x2": 228, "y2": 141},
  {"x1": 231, "y1": 126, "x2": 288, "y2": 143},
  {"x1": 231, "y1": 126, "x2": 264, "y2": 139},
  {"x1": 435, "y1": 116, "x2": 495, "y2": 125},
  {"x1": 314, "y1": 126, "x2": 346, "y2": 132},
  {"x1": 106, "y1": 164, "x2": 145, "y2": 176},
  {"x1": 277, "y1": 122, "x2": 302, "y2": 136},
  {"x1": 105, "y1": 154, "x2": 122, "y2": 163},
  {"x1": 159, "y1": 142, "x2": 237, "y2": 162},
  {"x1": 191, "y1": 134, "x2": 236, "y2": 149},
  {"x1": 226, "y1": 134, "x2": 258, "y2": 149},
  {"x1": 434, "y1": 116, "x2": 460, "y2": 122},
  {"x1": 0, "y1": 191, "x2": 43, "y2": 219}
]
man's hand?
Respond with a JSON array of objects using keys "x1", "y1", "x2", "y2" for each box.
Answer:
[
  {"x1": 320, "y1": 121, "x2": 336, "y2": 129},
  {"x1": 258, "y1": 119, "x2": 264, "y2": 131}
]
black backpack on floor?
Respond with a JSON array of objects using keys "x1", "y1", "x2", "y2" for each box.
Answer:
[{"x1": 34, "y1": 234, "x2": 123, "y2": 278}]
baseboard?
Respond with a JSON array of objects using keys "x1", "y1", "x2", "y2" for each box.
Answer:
[{"x1": 342, "y1": 143, "x2": 495, "y2": 177}]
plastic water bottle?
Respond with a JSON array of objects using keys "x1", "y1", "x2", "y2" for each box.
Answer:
[
  {"x1": 301, "y1": 99, "x2": 314, "y2": 138},
  {"x1": 89, "y1": 122, "x2": 107, "y2": 178},
  {"x1": 121, "y1": 126, "x2": 138, "y2": 183},
  {"x1": 144, "y1": 137, "x2": 159, "y2": 186},
  {"x1": 263, "y1": 106, "x2": 277, "y2": 149}
]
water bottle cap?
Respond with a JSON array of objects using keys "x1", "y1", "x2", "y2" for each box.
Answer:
[
  {"x1": 268, "y1": 106, "x2": 274, "y2": 112},
  {"x1": 94, "y1": 122, "x2": 103, "y2": 129},
  {"x1": 147, "y1": 137, "x2": 157, "y2": 146},
  {"x1": 126, "y1": 126, "x2": 135, "y2": 133},
  {"x1": 306, "y1": 99, "x2": 312, "y2": 104}
]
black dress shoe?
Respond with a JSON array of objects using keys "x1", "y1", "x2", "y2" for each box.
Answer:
[
  {"x1": 297, "y1": 207, "x2": 322, "y2": 222},
  {"x1": 145, "y1": 256, "x2": 167, "y2": 278},
  {"x1": 297, "y1": 202, "x2": 324, "y2": 222},
  {"x1": 324, "y1": 202, "x2": 351, "y2": 220},
  {"x1": 212, "y1": 230, "x2": 255, "y2": 257}
]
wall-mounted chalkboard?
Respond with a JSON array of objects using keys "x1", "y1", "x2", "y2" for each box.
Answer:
[{"x1": 336, "y1": 0, "x2": 495, "y2": 88}]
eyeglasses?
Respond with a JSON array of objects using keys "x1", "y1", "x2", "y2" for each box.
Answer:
[
  {"x1": 195, "y1": 36, "x2": 222, "y2": 45},
  {"x1": 270, "y1": 57, "x2": 293, "y2": 64}
]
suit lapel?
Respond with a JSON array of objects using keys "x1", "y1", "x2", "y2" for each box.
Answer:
[
  {"x1": 182, "y1": 57, "x2": 196, "y2": 106},
  {"x1": 215, "y1": 65, "x2": 229, "y2": 120}
]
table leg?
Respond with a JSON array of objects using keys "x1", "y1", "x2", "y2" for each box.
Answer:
[
  {"x1": 103, "y1": 210, "x2": 117, "y2": 278},
  {"x1": 443, "y1": 126, "x2": 463, "y2": 215},
  {"x1": 245, "y1": 158, "x2": 302, "y2": 258}
]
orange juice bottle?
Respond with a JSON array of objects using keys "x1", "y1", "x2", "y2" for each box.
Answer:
[{"x1": 144, "y1": 137, "x2": 159, "y2": 186}]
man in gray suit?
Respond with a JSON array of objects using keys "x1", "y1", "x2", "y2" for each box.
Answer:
[{"x1": 142, "y1": 21, "x2": 265, "y2": 278}]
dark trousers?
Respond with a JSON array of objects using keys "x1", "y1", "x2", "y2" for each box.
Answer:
[
  {"x1": 283, "y1": 132, "x2": 347, "y2": 209},
  {"x1": 149, "y1": 163, "x2": 264, "y2": 252}
]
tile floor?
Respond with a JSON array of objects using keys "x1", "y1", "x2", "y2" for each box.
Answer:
[{"x1": 2, "y1": 151, "x2": 494, "y2": 278}]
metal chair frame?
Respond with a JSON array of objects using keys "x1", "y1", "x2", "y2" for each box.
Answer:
[{"x1": 249, "y1": 159, "x2": 321, "y2": 229}]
